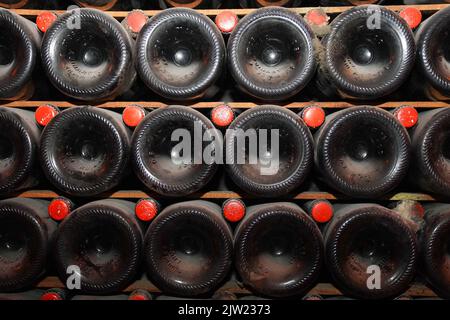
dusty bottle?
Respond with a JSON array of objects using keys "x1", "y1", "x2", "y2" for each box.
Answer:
[
  {"x1": 404, "y1": 0, "x2": 450, "y2": 4},
  {"x1": 157, "y1": 292, "x2": 236, "y2": 300},
  {"x1": 39, "y1": 106, "x2": 131, "y2": 197},
  {"x1": 159, "y1": 0, "x2": 222, "y2": 8},
  {"x1": 0, "y1": 9, "x2": 41, "y2": 100},
  {"x1": 41, "y1": 8, "x2": 135, "y2": 101},
  {"x1": 320, "y1": 0, "x2": 384, "y2": 5},
  {"x1": 75, "y1": 0, "x2": 146, "y2": 11},
  {"x1": 316, "y1": 5, "x2": 415, "y2": 100},
  {"x1": 128, "y1": 289, "x2": 152, "y2": 300},
  {"x1": 0, "y1": 0, "x2": 28, "y2": 8},
  {"x1": 0, "y1": 108, "x2": 41, "y2": 195},
  {"x1": 0, "y1": 0, "x2": 69, "y2": 8},
  {"x1": 40, "y1": 288, "x2": 69, "y2": 300},
  {"x1": 144, "y1": 201, "x2": 233, "y2": 297},
  {"x1": 53, "y1": 199, "x2": 144, "y2": 293},
  {"x1": 314, "y1": 106, "x2": 411, "y2": 198},
  {"x1": 234, "y1": 202, "x2": 324, "y2": 298},
  {"x1": 121, "y1": 10, "x2": 149, "y2": 39},
  {"x1": 0, "y1": 198, "x2": 57, "y2": 292},
  {"x1": 324, "y1": 204, "x2": 418, "y2": 299},
  {"x1": 136, "y1": 8, "x2": 225, "y2": 100},
  {"x1": 225, "y1": 105, "x2": 314, "y2": 197},
  {"x1": 409, "y1": 108, "x2": 450, "y2": 196},
  {"x1": 239, "y1": 0, "x2": 303, "y2": 7},
  {"x1": 228, "y1": 7, "x2": 316, "y2": 101},
  {"x1": 71, "y1": 294, "x2": 129, "y2": 300},
  {"x1": 131, "y1": 106, "x2": 220, "y2": 197},
  {"x1": 74, "y1": 0, "x2": 118, "y2": 10},
  {"x1": 414, "y1": 6, "x2": 450, "y2": 100},
  {"x1": 0, "y1": 290, "x2": 46, "y2": 300},
  {"x1": 420, "y1": 203, "x2": 450, "y2": 299}
]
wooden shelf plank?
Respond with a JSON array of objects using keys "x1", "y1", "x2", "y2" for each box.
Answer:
[
  {"x1": 11, "y1": 4, "x2": 450, "y2": 18},
  {"x1": 13, "y1": 189, "x2": 437, "y2": 201},
  {"x1": 389, "y1": 192, "x2": 437, "y2": 201},
  {"x1": 36, "y1": 276, "x2": 437, "y2": 297},
  {"x1": 2, "y1": 100, "x2": 450, "y2": 109}
]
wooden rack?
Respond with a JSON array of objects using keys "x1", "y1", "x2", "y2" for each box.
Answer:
[
  {"x1": 3, "y1": 100, "x2": 450, "y2": 109},
  {"x1": 10, "y1": 4, "x2": 450, "y2": 18},
  {"x1": 2, "y1": 4, "x2": 449, "y2": 300}
]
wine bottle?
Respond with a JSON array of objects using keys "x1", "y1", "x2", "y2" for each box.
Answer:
[
  {"x1": 420, "y1": 203, "x2": 450, "y2": 299},
  {"x1": 324, "y1": 203, "x2": 418, "y2": 299},
  {"x1": 409, "y1": 108, "x2": 450, "y2": 196},
  {"x1": 121, "y1": 10, "x2": 149, "y2": 39},
  {"x1": 0, "y1": 0, "x2": 30, "y2": 9},
  {"x1": 0, "y1": 290, "x2": 45, "y2": 300},
  {"x1": 143, "y1": 201, "x2": 233, "y2": 297},
  {"x1": 0, "y1": 9, "x2": 41, "y2": 100},
  {"x1": 239, "y1": 295, "x2": 269, "y2": 300},
  {"x1": 304, "y1": 199, "x2": 334, "y2": 224},
  {"x1": 53, "y1": 199, "x2": 144, "y2": 293},
  {"x1": 74, "y1": 0, "x2": 118, "y2": 10},
  {"x1": 0, "y1": 198, "x2": 57, "y2": 292},
  {"x1": 0, "y1": 0, "x2": 69, "y2": 9},
  {"x1": 41, "y1": 8, "x2": 135, "y2": 101},
  {"x1": 225, "y1": 105, "x2": 313, "y2": 197},
  {"x1": 71, "y1": 294, "x2": 129, "y2": 300},
  {"x1": 239, "y1": 0, "x2": 303, "y2": 7},
  {"x1": 404, "y1": 0, "x2": 450, "y2": 5},
  {"x1": 159, "y1": 0, "x2": 222, "y2": 8},
  {"x1": 234, "y1": 202, "x2": 323, "y2": 298},
  {"x1": 128, "y1": 289, "x2": 152, "y2": 300},
  {"x1": 39, "y1": 106, "x2": 131, "y2": 197},
  {"x1": 319, "y1": 0, "x2": 385, "y2": 6},
  {"x1": 228, "y1": 7, "x2": 316, "y2": 101},
  {"x1": 314, "y1": 106, "x2": 411, "y2": 198},
  {"x1": 136, "y1": 8, "x2": 225, "y2": 100},
  {"x1": 414, "y1": 6, "x2": 450, "y2": 100},
  {"x1": 315, "y1": 5, "x2": 415, "y2": 99},
  {"x1": 0, "y1": 108, "x2": 41, "y2": 195},
  {"x1": 40, "y1": 288, "x2": 68, "y2": 300},
  {"x1": 131, "y1": 106, "x2": 220, "y2": 197}
]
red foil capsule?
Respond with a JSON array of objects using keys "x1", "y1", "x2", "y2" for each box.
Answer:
[
  {"x1": 223, "y1": 199, "x2": 246, "y2": 223},
  {"x1": 48, "y1": 197, "x2": 73, "y2": 221},
  {"x1": 135, "y1": 198, "x2": 159, "y2": 222}
]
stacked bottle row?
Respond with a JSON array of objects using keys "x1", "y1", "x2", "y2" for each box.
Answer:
[
  {"x1": 3, "y1": 0, "x2": 447, "y2": 10},
  {"x1": 1, "y1": 104, "x2": 449, "y2": 198},
  {"x1": 1, "y1": 5, "x2": 450, "y2": 101},
  {"x1": 0, "y1": 197, "x2": 449, "y2": 299}
]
